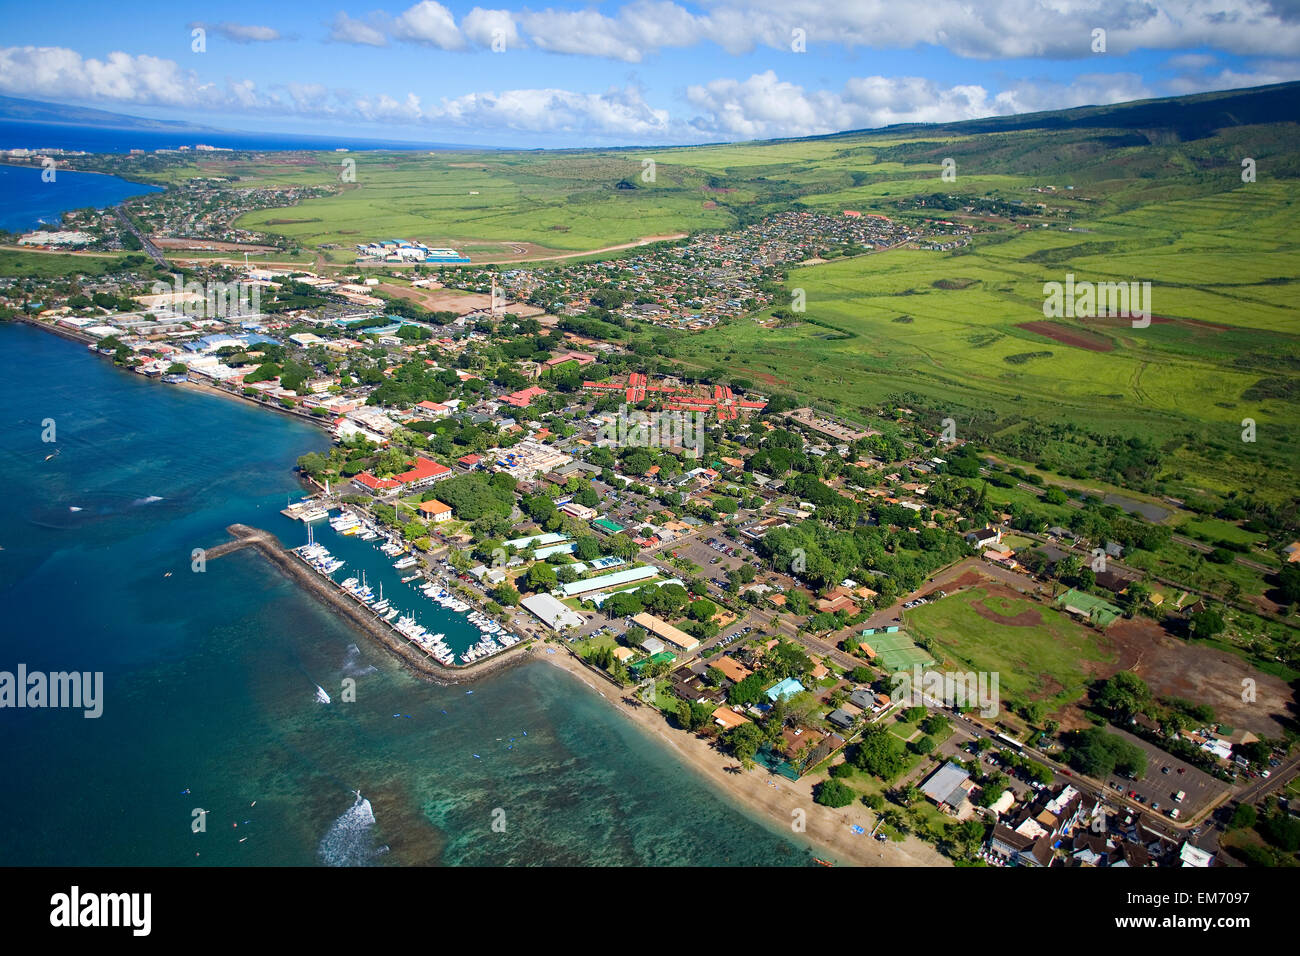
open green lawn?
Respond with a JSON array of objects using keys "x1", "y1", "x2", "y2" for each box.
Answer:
[
  {"x1": 904, "y1": 587, "x2": 1113, "y2": 712},
  {"x1": 0, "y1": 250, "x2": 132, "y2": 278}
]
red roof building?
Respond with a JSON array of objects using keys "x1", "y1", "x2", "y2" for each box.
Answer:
[
  {"x1": 503, "y1": 386, "x2": 547, "y2": 408},
  {"x1": 394, "y1": 456, "x2": 452, "y2": 490},
  {"x1": 352, "y1": 472, "x2": 402, "y2": 494}
]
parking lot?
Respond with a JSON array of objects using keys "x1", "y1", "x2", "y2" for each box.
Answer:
[
  {"x1": 669, "y1": 535, "x2": 752, "y2": 582},
  {"x1": 1098, "y1": 726, "x2": 1228, "y2": 821}
]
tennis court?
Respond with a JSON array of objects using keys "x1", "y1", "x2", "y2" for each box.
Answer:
[{"x1": 869, "y1": 632, "x2": 935, "y2": 672}]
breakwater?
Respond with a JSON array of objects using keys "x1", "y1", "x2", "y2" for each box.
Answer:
[{"x1": 210, "y1": 524, "x2": 534, "y2": 684}]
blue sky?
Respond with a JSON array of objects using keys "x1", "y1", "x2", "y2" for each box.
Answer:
[{"x1": 1, "y1": 0, "x2": 1298, "y2": 147}]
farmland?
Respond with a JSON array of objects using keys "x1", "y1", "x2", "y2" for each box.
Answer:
[{"x1": 64, "y1": 82, "x2": 1300, "y2": 509}]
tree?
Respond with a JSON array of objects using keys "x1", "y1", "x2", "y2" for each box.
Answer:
[
  {"x1": 852, "y1": 725, "x2": 907, "y2": 780},
  {"x1": 491, "y1": 583, "x2": 520, "y2": 607},
  {"x1": 1093, "y1": 671, "x2": 1150, "y2": 720},
  {"x1": 912, "y1": 735, "x2": 936, "y2": 755},
  {"x1": 1189, "y1": 608, "x2": 1226, "y2": 640},
  {"x1": 1229, "y1": 803, "x2": 1257, "y2": 830},
  {"x1": 814, "y1": 779, "x2": 855, "y2": 808},
  {"x1": 724, "y1": 722, "x2": 764, "y2": 767},
  {"x1": 525, "y1": 562, "x2": 557, "y2": 593}
]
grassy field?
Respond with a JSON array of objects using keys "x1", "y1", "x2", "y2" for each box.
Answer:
[
  {"x1": 72, "y1": 84, "x2": 1300, "y2": 513},
  {"x1": 230, "y1": 150, "x2": 733, "y2": 251},
  {"x1": 0, "y1": 249, "x2": 133, "y2": 278},
  {"x1": 674, "y1": 180, "x2": 1300, "y2": 503},
  {"x1": 904, "y1": 587, "x2": 1113, "y2": 712}
]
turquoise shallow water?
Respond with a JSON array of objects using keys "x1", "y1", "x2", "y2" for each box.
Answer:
[{"x1": 0, "y1": 324, "x2": 811, "y2": 866}]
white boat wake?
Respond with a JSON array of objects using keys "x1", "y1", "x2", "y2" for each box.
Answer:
[{"x1": 318, "y1": 791, "x2": 378, "y2": 866}]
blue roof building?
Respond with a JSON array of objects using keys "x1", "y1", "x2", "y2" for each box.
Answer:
[{"x1": 766, "y1": 677, "x2": 806, "y2": 702}]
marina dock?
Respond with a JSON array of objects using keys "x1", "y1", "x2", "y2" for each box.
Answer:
[{"x1": 207, "y1": 524, "x2": 533, "y2": 684}]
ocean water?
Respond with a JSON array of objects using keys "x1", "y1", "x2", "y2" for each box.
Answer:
[
  {"x1": 0, "y1": 323, "x2": 811, "y2": 866},
  {"x1": 0, "y1": 119, "x2": 473, "y2": 155},
  {"x1": 0, "y1": 163, "x2": 162, "y2": 233}
]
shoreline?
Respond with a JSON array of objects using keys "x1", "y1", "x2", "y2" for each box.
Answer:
[
  {"x1": 14, "y1": 321, "x2": 949, "y2": 865},
  {"x1": 539, "y1": 648, "x2": 951, "y2": 868}
]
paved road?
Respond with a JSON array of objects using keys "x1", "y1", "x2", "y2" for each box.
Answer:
[{"x1": 114, "y1": 207, "x2": 169, "y2": 268}]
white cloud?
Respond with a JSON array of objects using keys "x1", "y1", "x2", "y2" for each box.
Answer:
[
  {"x1": 683, "y1": 70, "x2": 1157, "y2": 140},
  {"x1": 328, "y1": 12, "x2": 388, "y2": 47},
  {"x1": 189, "y1": 22, "x2": 284, "y2": 44},
  {"x1": 391, "y1": 1, "x2": 465, "y2": 49},
  {"x1": 520, "y1": 1, "x2": 704, "y2": 62},
  {"x1": 462, "y1": 8, "x2": 523, "y2": 50},
  {"x1": 462, "y1": 0, "x2": 1300, "y2": 62},
  {"x1": 431, "y1": 85, "x2": 670, "y2": 137},
  {"x1": 0, "y1": 39, "x2": 1288, "y2": 147},
  {"x1": 0, "y1": 46, "x2": 212, "y2": 107}
]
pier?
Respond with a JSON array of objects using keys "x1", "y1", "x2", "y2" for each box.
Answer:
[{"x1": 207, "y1": 524, "x2": 534, "y2": 684}]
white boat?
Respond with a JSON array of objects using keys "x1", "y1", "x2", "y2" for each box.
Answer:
[
  {"x1": 299, "y1": 507, "x2": 329, "y2": 522},
  {"x1": 393, "y1": 556, "x2": 418, "y2": 570}
]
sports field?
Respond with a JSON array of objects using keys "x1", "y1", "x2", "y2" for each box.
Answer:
[
  {"x1": 904, "y1": 586, "x2": 1114, "y2": 713},
  {"x1": 866, "y1": 632, "x2": 935, "y2": 672}
]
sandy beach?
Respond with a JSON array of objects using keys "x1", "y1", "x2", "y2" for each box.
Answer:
[{"x1": 540, "y1": 648, "x2": 950, "y2": 868}]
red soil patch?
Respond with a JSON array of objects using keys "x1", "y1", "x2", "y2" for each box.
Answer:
[
  {"x1": 1088, "y1": 616, "x2": 1294, "y2": 738},
  {"x1": 1082, "y1": 314, "x2": 1231, "y2": 332},
  {"x1": 971, "y1": 598, "x2": 1042, "y2": 627},
  {"x1": 703, "y1": 201, "x2": 718, "y2": 209},
  {"x1": 733, "y1": 368, "x2": 791, "y2": 387},
  {"x1": 1017, "y1": 320, "x2": 1115, "y2": 352}
]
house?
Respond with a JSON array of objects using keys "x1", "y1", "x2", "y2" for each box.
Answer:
[
  {"x1": 640, "y1": 637, "x2": 667, "y2": 655},
  {"x1": 1284, "y1": 541, "x2": 1300, "y2": 563},
  {"x1": 826, "y1": 708, "x2": 856, "y2": 730},
  {"x1": 611, "y1": 646, "x2": 637, "y2": 664},
  {"x1": 920, "y1": 761, "x2": 973, "y2": 813},
  {"x1": 560, "y1": 501, "x2": 597, "y2": 520},
  {"x1": 418, "y1": 499, "x2": 453, "y2": 523},
  {"x1": 766, "y1": 677, "x2": 805, "y2": 702},
  {"x1": 988, "y1": 783, "x2": 1090, "y2": 864},
  {"x1": 456, "y1": 453, "x2": 482, "y2": 471},
  {"x1": 713, "y1": 656, "x2": 752, "y2": 683},
  {"x1": 815, "y1": 586, "x2": 860, "y2": 615},
  {"x1": 1179, "y1": 843, "x2": 1215, "y2": 867},
  {"x1": 965, "y1": 527, "x2": 1002, "y2": 547},
  {"x1": 712, "y1": 706, "x2": 751, "y2": 730},
  {"x1": 848, "y1": 688, "x2": 881, "y2": 712},
  {"x1": 415, "y1": 400, "x2": 450, "y2": 418}
]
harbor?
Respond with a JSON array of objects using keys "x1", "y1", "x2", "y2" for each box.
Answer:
[{"x1": 208, "y1": 522, "x2": 533, "y2": 684}]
